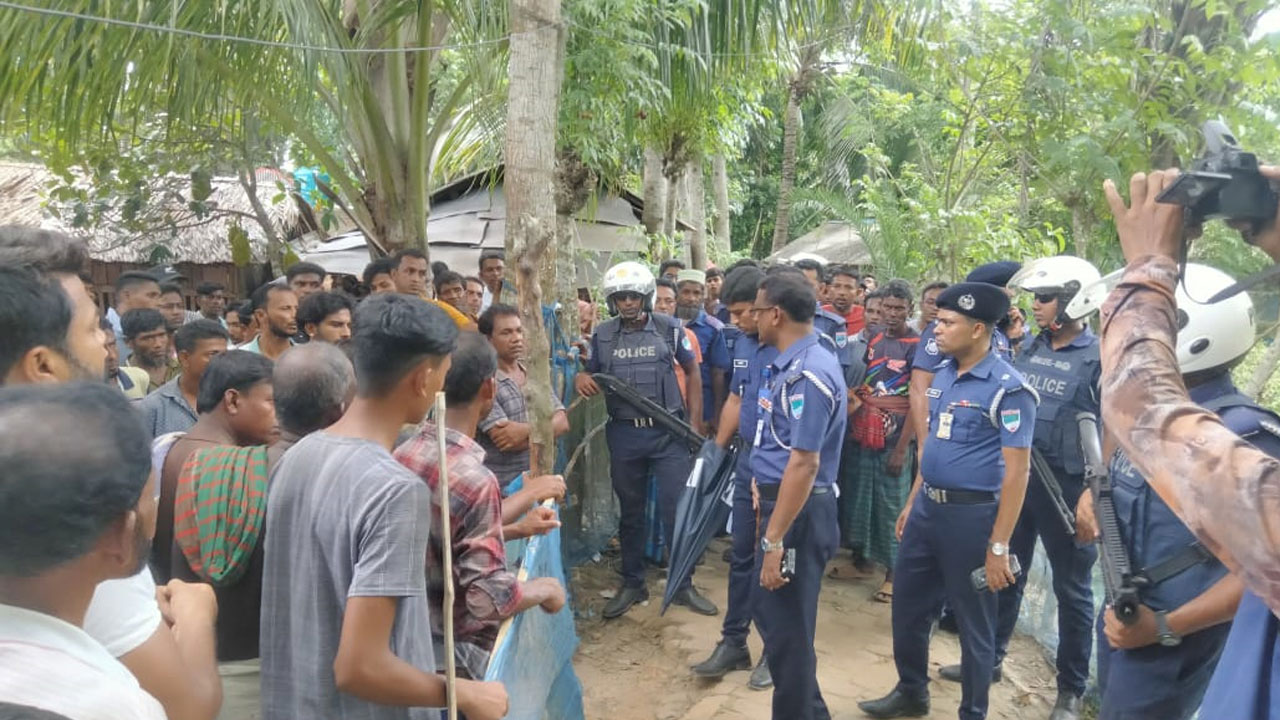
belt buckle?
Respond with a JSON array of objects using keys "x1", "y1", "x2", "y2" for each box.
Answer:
[{"x1": 927, "y1": 486, "x2": 946, "y2": 504}]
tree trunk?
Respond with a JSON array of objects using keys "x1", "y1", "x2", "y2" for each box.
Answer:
[
  {"x1": 1070, "y1": 201, "x2": 1089, "y2": 259},
  {"x1": 554, "y1": 150, "x2": 596, "y2": 393},
  {"x1": 772, "y1": 86, "x2": 801, "y2": 253},
  {"x1": 1245, "y1": 323, "x2": 1280, "y2": 399},
  {"x1": 642, "y1": 146, "x2": 666, "y2": 234},
  {"x1": 687, "y1": 154, "x2": 707, "y2": 270},
  {"x1": 505, "y1": 0, "x2": 562, "y2": 477},
  {"x1": 662, "y1": 163, "x2": 682, "y2": 244},
  {"x1": 711, "y1": 153, "x2": 731, "y2": 256}
]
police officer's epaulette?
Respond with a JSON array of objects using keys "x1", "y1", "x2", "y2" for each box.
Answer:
[
  {"x1": 984, "y1": 371, "x2": 1040, "y2": 429},
  {"x1": 1210, "y1": 399, "x2": 1280, "y2": 443}
]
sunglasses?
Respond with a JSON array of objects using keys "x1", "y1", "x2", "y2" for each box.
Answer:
[{"x1": 1033, "y1": 292, "x2": 1058, "y2": 305}]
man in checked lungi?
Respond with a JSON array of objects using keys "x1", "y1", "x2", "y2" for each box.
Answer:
[{"x1": 839, "y1": 280, "x2": 919, "y2": 604}]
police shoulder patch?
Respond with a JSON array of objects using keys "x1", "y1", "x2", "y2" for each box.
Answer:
[
  {"x1": 925, "y1": 338, "x2": 939, "y2": 356},
  {"x1": 835, "y1": 330, "x2": 848, "y2": 348},
  {"x1": 789, "y1": 393, "x2": 805, "y2": 419},
  {"x1": 681, "y1": 334, "x2": 692, "y2": 351},
  {"x1": 1000, "y1": 408, "x2": 1022, "y2": 433}
]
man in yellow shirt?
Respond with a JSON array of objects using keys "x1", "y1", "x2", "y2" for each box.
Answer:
[{"x1": 388, "y1": 248, "x2": 477, "y2": 331}]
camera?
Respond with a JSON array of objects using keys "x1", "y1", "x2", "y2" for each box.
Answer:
[{"x1": 1156, "y1": 120, "x2": 1277, "y2": 238}]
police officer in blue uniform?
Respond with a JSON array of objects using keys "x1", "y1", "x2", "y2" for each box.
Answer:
[
  {"x1": 861, "y1": 282, "x2": 1037, "y2": 720},
  {"x1": 749, "y1": 272, "x2": 847, "y2": 720},
  {"x1": 575, "y1": 261, "x2": 718, "y2": 618},
  {"x1": 691, "y1": 265, "x2": 775, "y2": 690},
  {"x1": 912, "y1": 262, "x2": 1020, "y2": 637},
  {"x1": 1087, "y1": 264, "x2": 1274, "y2": 720},
  {"x1": 938, "y1": 257, "x2": 1106, "y2": 720},
  {"x1": 793, "y1": 258, "x2": 857, "y2": 382}
]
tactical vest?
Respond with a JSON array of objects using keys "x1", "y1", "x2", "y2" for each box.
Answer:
[
  {"x1": 1013, "y1": 331, "x2": 1100, "y2": 476},
  {"x1": 594, "y1": 314, "x2": 685, "y2": 420},
  {"x1": 1109, "y1": 391, "x2": 1280, "y2": 613}
]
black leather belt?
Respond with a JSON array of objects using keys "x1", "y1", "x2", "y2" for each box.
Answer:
[
  {"x1": 923, "y1": 483, "x2": 997, "y2": 505},
  {"x1": 757, "y1": 484, "x2": 832, "y2": 501},
  {"x1": 612, "y1": 417, "x2": 657, "y2": 428}
]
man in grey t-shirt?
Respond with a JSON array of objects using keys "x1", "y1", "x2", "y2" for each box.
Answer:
[{"x1": 260, "y1": 294, "x2": 508, "y2": 720}]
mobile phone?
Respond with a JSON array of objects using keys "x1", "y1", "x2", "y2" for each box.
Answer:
[
  {"x1": 781, "y1": 548, "x2": 796, "y2": 580},
  {"x1": 970, "y1": 554, "x2": 1022, "y2": 592}
]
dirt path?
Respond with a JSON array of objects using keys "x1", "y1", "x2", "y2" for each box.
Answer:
[{"x1": 573, "y1": 538, "x2": 1059, "y2": 720}]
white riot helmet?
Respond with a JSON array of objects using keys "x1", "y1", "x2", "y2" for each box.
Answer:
[
  {"x1": 1009, "y1": 255, "x2": 1105, "y2": 327},
  {"x1": 602, "y1": 261, "x2": 656, "y2": 315},
  {"x1": 1174, "y1": 263, "x2": 1255, "y2": 374}
]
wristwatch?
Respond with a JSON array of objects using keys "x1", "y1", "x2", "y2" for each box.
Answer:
[
  {"x1": 1154, "y1": 610, "x2": 1182, "y2": 647},
  {"x1": 988, "y1": 542, "x2": 1008, "y2": 557},
  {"x1": 761, "y1": 537, "x2": 785, "y2": 553}
]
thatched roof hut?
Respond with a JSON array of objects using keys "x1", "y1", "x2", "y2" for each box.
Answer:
[{"x1": 0, "y1": 162, "x2": 303, "y2": 264}]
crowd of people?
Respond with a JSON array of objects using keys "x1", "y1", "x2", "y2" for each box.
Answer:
[{"x1": 2, "y1": 161, "x2": 1280, "y2": 720}]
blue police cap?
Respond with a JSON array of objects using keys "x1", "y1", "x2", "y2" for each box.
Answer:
[
  {"x1": 965, "y1": 261, "x2": 1021, "y2": 287},
  {"x1": 935, "y1": 282, "x2": 1010, "y2": 325}
]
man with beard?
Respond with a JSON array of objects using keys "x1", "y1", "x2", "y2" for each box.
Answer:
[
  {"x1": 122, "y1": 308, "x2": 180, "y2": 393},
  {"x1": 157, "y1": 351, "x2": 278, "y2": 661},
  {"x1": 103, "y1": 319, "x2": 151, "y2": 400},
  {"x1": 0, "y1": 232, "x2": 222, "y2": 720},
  {"x1": 575, "y1": 261, "x2": 714, "y2": 618},
  {"x1": 676, "y1": 269, "x2": 730, "y2": 431},
  {"x1": 0, "y1": 383, "x2": 169, "y2": 720},
  {"x1": 138, "y1": 320, "x2": 231, "y2": 438},
  {"x1": 297, "y1": 291, "x2": 354, "y2": 346},
  {"x1": 241, "y1": 283, "x2": 297, "y2": 361}
]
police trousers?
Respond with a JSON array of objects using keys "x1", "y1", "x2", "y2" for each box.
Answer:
[
  {"x1": 1199, "y1": 591, "x2": 1280, "y2": 719},
  {"x1": 606, "y1": 422, "x2": 694, "y2": 589},
  {"x1": 893, "y1": 495, "x2": 999, "y2": 720},
  {"x1": 722, "y1": 460, "x2": 756, "y2": 646},
  {"x1": 751, "y1": 491, "x2": 839, "y2": 720},
  {"x1": 994, "y1": 468, "x2": 1096, "y2": 695},
  {"x1": 1095, "y1": 615, "x2": 1230, "y2": 720}
]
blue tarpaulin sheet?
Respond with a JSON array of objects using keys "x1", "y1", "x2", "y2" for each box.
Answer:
[{"x1": 483, "y1": 504, "x2": 585, "y2": 720}]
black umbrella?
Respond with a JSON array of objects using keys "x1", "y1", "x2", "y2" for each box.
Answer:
[{"x1": 661, "y1": 438, "x2": 741, "y2": 615}]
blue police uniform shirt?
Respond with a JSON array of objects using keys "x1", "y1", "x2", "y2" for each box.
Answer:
[
  {"x1": 916, "y1": 320, "x2": 1012, "y2": 373},
  {"x1": 1109, "y1": 373, "x2": 1280, "y2": 614},
  {"x1": 749, "y1": 331, "x2": 848, "y2": 488},
  {"x1": 920, "y1": 351, "x2": 1037, "y2": 492},
  {"x1": 686, "y1": 309, "x2": 731, "y2": 423},
  {"x1": 730, "y1": 333, "x2": 780, "y2": 446},
  {"x1": 1013, "y1": 328, "x2": 1100, "y2": 475}
]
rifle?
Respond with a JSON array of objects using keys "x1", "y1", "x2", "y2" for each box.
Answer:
[
  {"x1": 592, "y1": 373, "x2": 703, "y2": 454},
  {"x1": 1030, "y1": 448, "x2": 1077, "y2": 538},
  {"x1": 1077, "y1": 411, "x2": 1141, "y2": 625}
]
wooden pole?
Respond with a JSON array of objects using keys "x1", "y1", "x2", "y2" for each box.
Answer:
[{"x1": 435, "y1": 392, "x2": 457, "y2": 720}]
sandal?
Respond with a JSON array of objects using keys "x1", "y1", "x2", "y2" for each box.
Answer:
[{"x1": 872, "y1": 582, "x2": 894, "y2": 603}]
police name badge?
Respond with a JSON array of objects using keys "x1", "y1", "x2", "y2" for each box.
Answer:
[{"x1": 937, "y1": 412, "x2": 954, "y2": 440}]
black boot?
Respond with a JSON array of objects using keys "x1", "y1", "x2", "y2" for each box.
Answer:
[
  {"x1": 1048, "y1": 692, "x2": 1082, "y2": 720},
  {"x1": 690, "y1": 641, "x2": 751, "y2": 679},
  {"x1": 602, "y1": 585, "x2": 649, "y2": 619},
  {"x1": 747, "y1": 656, "x2": 773, "y2": 690},
  {"x1": 938, "y1": 662, "x2": 1001, "y2": 683},
  {"x1": 858, "y1": 688, "x2": 930, "y2": 719},
  {"x1": 673, "y1": 586, "x2": 719, "y2": 616}
]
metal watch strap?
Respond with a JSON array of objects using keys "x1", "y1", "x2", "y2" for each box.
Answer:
[{"x1": 761, "y1": 537, "x2": 784, "y2": 553}]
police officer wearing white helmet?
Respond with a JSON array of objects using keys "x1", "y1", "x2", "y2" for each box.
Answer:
[
  {"x1": 1080, "y1": 263, "x2": 1274, "y2": 719},
  {"x1": 938, "y1": 256, "x2": 1106, "y2": 720},
  {"x1": 575, "y1": 261, "x2": 718, "y2": 618}
]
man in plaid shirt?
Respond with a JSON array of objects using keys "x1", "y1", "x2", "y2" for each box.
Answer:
[{"x1": 395, "y1": 333, "x2": 566, "y2": 680}]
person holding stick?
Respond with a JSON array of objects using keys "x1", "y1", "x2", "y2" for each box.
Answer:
[{"x1": 260, "y1": 294, "x2": 507, "y2": 720}]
